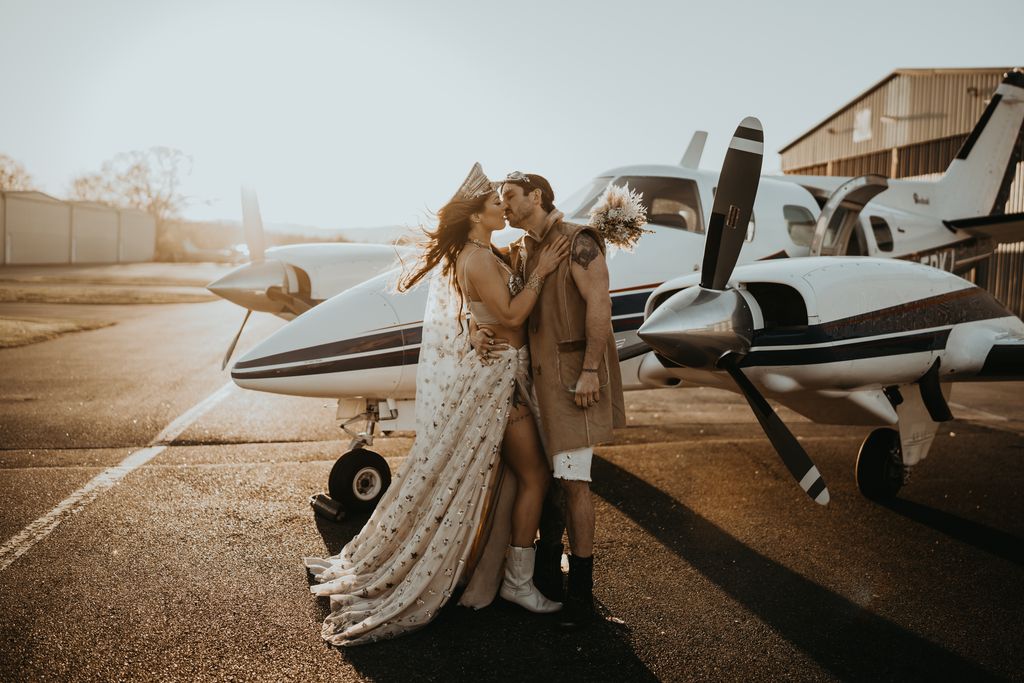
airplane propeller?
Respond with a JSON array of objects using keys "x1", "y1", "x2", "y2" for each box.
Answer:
[
  {"x1": 638, "y1": 117, "x2": 830, "y2": 505},
  {"x1": 222, "y1": 309, "x2": 252, "y2": 371},
  {"x1": 216, "y1": 187, "x2": 280, "y2": 370},
  {"x1": 240, "y1": 186, "x2": 266, "y2": 264}
]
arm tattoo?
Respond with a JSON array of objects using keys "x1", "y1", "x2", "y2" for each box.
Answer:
[{"x1": 571, "y1": 233, "x2": 600, "y2": 269}]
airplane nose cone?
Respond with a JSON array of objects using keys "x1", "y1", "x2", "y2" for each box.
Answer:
[
  {"x1": 207, "y1": 261, "x2": 289, "y2": 313},
  {"x1": 639, "y1": 287, "x2": 753, "y2": 369},
  {"x1": 229, "y1": 276, "x2": 415, "y2": 399}
]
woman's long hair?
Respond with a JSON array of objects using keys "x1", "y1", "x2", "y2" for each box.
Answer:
[{"x1": 398, "y1": 192, "x2": 493, "y2": 302}]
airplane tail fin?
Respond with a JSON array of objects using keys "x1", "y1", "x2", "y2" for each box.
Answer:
[{"x1": 934, "y1": 69, "x2": 1024, "y2": 218}]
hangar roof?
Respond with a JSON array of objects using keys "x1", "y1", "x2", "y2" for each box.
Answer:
[{"x1": 780, "y1": 67, "x2": 1016, "y2": 156}]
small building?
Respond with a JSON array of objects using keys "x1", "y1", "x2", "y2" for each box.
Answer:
[
  {"x1": 71, "y1": 201, "x2": 119, "y2": 263},
  {"x1": 780, "y1": 68, "x2": 1023, "y2": 315},
  {"x1": 118, "y1": 208, "x2": 157, "y2": 262},
  {"x1": 1, "y1": 191, "x2": 72, "y2": 264},
  {"x1": 0, "y1": 190, "x2": 156, "y2": 265}
]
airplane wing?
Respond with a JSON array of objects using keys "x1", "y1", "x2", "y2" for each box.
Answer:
[
  {"x1": 976, "y1": 335, "x2": 1024, "y2": 380},
  {"x1": 946, "y1": 212, "x2": 1024, "y2": 245}
]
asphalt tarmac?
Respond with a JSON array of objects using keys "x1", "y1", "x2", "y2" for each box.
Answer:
[{"x1": 1, "y1": 296, "x2": 1022, "y2": 682}]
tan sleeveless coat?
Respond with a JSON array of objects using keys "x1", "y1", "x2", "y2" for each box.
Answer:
[{"x1": 509, "y1": 217, "x2": 626, "y2": 454}]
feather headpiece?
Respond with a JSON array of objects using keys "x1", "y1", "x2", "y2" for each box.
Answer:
[{"x1": 451, "y1": 162, "x2": 496, "y2": 202}]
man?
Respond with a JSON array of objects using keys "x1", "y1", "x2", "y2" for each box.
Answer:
[{"x1": 475, "y1": 171, "x2": 626, "y2": 628}]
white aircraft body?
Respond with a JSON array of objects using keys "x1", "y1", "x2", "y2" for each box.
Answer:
[
  {"x1": 216, "y1": 70, "x2": 1024, "y2": 508},
  {"x1": 640, "y1": 256, "x2": 1024, "y2": 501}
]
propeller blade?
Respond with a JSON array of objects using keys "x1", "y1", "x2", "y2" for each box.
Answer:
[
  {"x1": 240, "y1": 186, "x2": 266, "y2": 264},
  {"x1": 721, "y1": 357, "x2": 830, "y2": 505},
  {"x1": 618, "y1": 341, "x2": 651, "y2": 362},
  {"x1": 221, "y1": 309, "x2": 252, "y2": 371},
  {"x1": 700, "y1": 117, "x2": 763, "y2": 290}
]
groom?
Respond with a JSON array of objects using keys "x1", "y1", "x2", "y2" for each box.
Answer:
[{"x1": 478, "y1": 171, "x2": 626, "y2": 628}]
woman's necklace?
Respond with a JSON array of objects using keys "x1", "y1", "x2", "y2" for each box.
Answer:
[{"x1": 467, "y1": 238, "x2": 491, "y2": 250}]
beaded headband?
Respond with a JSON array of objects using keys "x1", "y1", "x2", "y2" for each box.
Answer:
[{"x1": 452, "y1": 162, "x2": 497, "y2": 202}]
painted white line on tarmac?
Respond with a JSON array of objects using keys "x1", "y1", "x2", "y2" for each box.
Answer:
[
  {"x1": 153, "y1": 382, "x2": 236, "y2": 444},
  {"x1": 0, "y1": 382, "x2": 235, "y2": 574},
  {"x1": 948, "y1": 403, "x2": 1009, "y2": 422}
]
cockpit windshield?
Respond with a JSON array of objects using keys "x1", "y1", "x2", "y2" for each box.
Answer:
[
  {"x1": 565, "y1": 175, "x2": 704, "y2": 233},
  {"x1": 563, "y1": 177, "x2": 613, "y2": 219}
]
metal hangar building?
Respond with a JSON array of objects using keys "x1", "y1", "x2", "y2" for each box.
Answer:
[{"x1": 779, "y1": 67, "x2": 1023, "y2": 316}]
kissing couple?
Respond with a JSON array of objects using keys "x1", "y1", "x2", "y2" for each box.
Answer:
[{"x1": 304, "y1": 163, "x2": 626, "y2": 646}]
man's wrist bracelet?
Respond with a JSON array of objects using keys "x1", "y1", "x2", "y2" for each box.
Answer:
[
  {"x1": 525, "y1": 273, "x2": 544, "y2": 293},
  {"x1": 582, "y1": 368, "x2": 599, "y2": 373}
]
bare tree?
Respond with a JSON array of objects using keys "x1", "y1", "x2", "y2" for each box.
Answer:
[
  {"x1": 69, "y1": 147, "x2": 193, "y2": 259},
  {"x1": 0, "y1": 153, "x2": 36, "y2": 191},
  {"x1": 69, "y1": 146, "x2": 192, "y2": 224}
]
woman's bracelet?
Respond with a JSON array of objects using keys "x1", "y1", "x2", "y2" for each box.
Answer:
[{"x1": 526, "y1": 273, "x2": 544, "y2": 293}]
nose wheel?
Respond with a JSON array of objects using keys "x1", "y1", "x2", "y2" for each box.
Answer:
[
  {"x1": 328, "y1": 447, "x2": 391, "y2": 512},
  {"x1": 321, "y1": 402, "x2": 393, "y2": 514},
  {"x1": 855, "y1": 428, "x2": 905, "y2": 501}
]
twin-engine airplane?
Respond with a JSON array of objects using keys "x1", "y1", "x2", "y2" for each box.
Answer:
[
  {"x1": 639, "y1": 118, "x2": 1024, "y2": 506},
  {"x1": 215, "y1": 70, "x2": 1024, "y2": 511}
]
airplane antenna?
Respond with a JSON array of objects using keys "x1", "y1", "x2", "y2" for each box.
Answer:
[{"x1": 679, "y1": 131, "x2": 708, "y2": 168}]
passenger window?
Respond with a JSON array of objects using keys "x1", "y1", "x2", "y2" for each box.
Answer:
[
  {"x1": 613, "y1": 176, "x2": 704, "y2": 233},
  {"x1": 649, "y1": 197, "x2": 698, "y2": 232},
  {"x1": 870, "y1": 216, "x2": 894, "y2": 252},
  {"x1": 784, "y1": 205, "x2": 816, "y2": 247}
]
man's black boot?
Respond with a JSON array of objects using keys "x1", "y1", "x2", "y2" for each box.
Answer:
[
  {"x1": 558, "y1": 554, "x2": 597, "y2": 630},
  {"x1": 533, "y1": 541, "x2": 565, "y2": 603}
]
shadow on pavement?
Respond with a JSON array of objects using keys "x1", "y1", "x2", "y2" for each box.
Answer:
[
  {"x1": 590, "y1": 455, "x2": 1007, "y2": 682},
  {"x1": 313, "y1": 511, "x2": 367, "y2": 556},
  {"x1": 306, "y1": 509, "x2": 657, "y2": 681},
  {"x1": 881, "y1": 497, "x2": 1024, "y2": 568}
]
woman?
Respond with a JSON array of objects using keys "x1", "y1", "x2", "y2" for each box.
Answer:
[{"x1": 303, "y1": 163, "x2": 569, "y2": 646}]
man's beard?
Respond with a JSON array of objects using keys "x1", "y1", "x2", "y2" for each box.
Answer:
[{"x1": 506, "y1": 206, "x2": 531, "y2": 230}]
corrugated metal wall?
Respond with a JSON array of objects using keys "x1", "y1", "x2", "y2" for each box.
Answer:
[
  {"x1": 72, "y1": 203, "x2": 120, "y2": 263},
  {"x1": 4, "y1": 192, "x2": 72, "y2": 264},
  {"x1": 781, "y1": 70, "x2": 1010, "y2": 171},
  {"x1": 781, "y1": 68, "x2": 1024, "y2": 317},
  {"x1": 119, "y1": 209, "x2": 157, "y2": 262},
  {"x1": 0, "y1": 191, "x2": 156, "y2": 264}
]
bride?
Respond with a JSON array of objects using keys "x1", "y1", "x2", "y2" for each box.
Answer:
[{"x1": 304, "y1": 163, "x2": 569, "y2": 646}]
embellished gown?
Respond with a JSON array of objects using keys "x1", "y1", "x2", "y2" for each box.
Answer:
[{"x1": 304, "y1": 263, "x2": 531, "y2": 646}]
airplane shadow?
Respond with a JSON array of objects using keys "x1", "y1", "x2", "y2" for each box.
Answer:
[
  {"x1": 307, "y1": 508, "x2": 658, "y2": 682},
  {"x1": 880, "y1": 497, "x2": 1024, "y2": 568},
  {"x1": 589, "y1": 455, "x2": 1006, "y2": 682},
  {"x1": 313, "y1": 510, "x2": 366, "y2": 556}
]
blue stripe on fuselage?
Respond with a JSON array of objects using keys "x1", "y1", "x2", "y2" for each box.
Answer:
[{"x1": 233, "y1": 289, "x2": 655, "y2": 378}]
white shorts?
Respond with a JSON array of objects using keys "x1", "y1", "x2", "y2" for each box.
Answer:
[{"x1": 551, "y1": 446, "x2": 593, "y2": 482}]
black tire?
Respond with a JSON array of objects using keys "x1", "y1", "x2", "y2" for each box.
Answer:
[
  {"x1": 855, "y1": 428, "x2": 904, "y2": 501},
  {"x1": 328, "y1": 448, "x2": 391, "y2": 512}
]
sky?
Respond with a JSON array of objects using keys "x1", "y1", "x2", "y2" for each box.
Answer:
[{"x1": 1, "y1": 0, "x2": 1022, "y2": 230}]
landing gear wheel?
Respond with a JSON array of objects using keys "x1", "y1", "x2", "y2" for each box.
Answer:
[
  {"x1": 328, "y1": 448, "x2": 391, "y2": 512},
  {"x1": 856, "y1": 428, "x2": 904, "y2": 501}
]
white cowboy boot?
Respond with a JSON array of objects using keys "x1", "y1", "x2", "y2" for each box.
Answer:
[{"x1": 500, "y1": 545, "x2": 562, "y2": 613}]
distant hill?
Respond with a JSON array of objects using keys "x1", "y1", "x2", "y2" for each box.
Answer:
[
  {"x1": 334, "y1": 224, "x2": 420, "y2": 244},
  {"x1": 195, "y1": 218, "x2": 418, "y2": 245}
]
